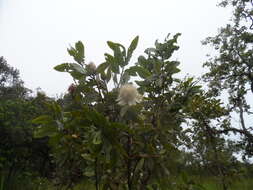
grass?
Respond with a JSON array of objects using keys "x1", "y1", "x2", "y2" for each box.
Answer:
[
  {"x1": 200, "y1": 178, "x2": 253, "y2": 190},
  {"x1": 1, "y1": 173, "x2": 252, "y2": 190}
]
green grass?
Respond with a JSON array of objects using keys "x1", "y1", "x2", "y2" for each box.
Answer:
[
  {"x1": 200, "y1": 178, "x2": 253, "y2": 190},
  {"x1": 1, "y1": 173, "x2": 252, "y2": 190}
]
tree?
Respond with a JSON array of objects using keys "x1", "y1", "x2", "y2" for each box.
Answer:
[
  {"x1": 202, "y1": 0, "x2": 253, "y2": 158},
  {"x1": 34, "y1": 35, "x2": 205, "y2": 189},
  {"x1": 0, "y1": 57, "x2": 29, "y2": 99},
  {"x1": 0, "y1": 58, "x2": 53, "y2": 189},
  {"x1": 184, "y1": 91, "x2": 243, "y2": 190}
]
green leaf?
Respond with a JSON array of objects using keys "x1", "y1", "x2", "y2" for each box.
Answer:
[
  {"x1": 126, "y1": 65, "x2": 151, "y2": 78},
  {"x1": 100, "y1": 70, "x2": 107, "y2": 81},
  {"x1": 67, "y1": 41, "x2": 85, "y2": 64},
  {"x1": 135, "y1": 66, "x2": 151, "y2": 79},
  {"x1": 81, "y1": 153, "x2": 95, "y2": 162},
  {"x1": 120, "y1": 72, "x2": 130, "y2": 85},
  {"x1": 104, "y1": 52, "x2": 120, "y2": 73},
  {"x1": 97, "y1": 62, "x2": 110, "y2": 73},
  {"x1": 165, "y1": 62, "x2": 181, "y2": 74},
  {"x1": 34, "y1": 125, "x2": 57, "y2": 138},
  {"x1": 93, "y1": 131, "x2": 102, "y2": 145},
  {"x1": 72, "y1": 63, "x2": 86, "y2": 74},
  {"x1": 135, "y1": 80, "x2": 146, "y2": 87},
  {"x1": 126, "y1": 36, "x2": 139, "y2": 63},
  {"x1": 129, "y1": 36, "x2": 139, "y2": 53},
  {"x1": 125, "y1": 67, "x2": 138, "y2": 76},
  {"x1": 144, "y1": 48, "x2": 156, "y2": 55},
  {"x1": 54, "y1": 63, "x2": 71, "y2": 72},
  {"x1": 107, "y1": 42, "x2": 125, "y2": 68},
  {"x1": 67, "y1": 47, "x2": 76, "y2": 57},
  {"x1": 138, "y1": 56, "x2": 149, "y2": 67},
  {"x1": 32, "y1": 115, "x2": 53, "y2": 124},
  {"x1": 111, "y1": 61, "x2": 120, "y2": 73},
  {"x1": 106, "y1": 67, "x2": 112, "y2": 82},
  {"x1": 153, "y1": 60, "x2": 162, "y2": 74},
  {"x1": 54, "y1": 63, "x2": 86, "y2": 78},
  {"x1": 75, "y1": 41, "x2": 85, "y2": 64},
  {"x1": 75, "y1": 41, "x2": 84, "y2": 59},
  {"x1": 135, "y1": 158, "x2": 145, "y2": 172},
  {"x1": 107, "y1": 41, "x2": 117, "y2": 50},
  {"x1": 70, "y1": 71, "x2": 84, "y2": 80},
  {"x1": 83, "y1": 166, "x2": 95, "y2": 177}
]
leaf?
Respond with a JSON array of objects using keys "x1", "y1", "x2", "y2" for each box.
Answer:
[
  {"x1": 54, "y1": 63, "x2": 71, "y2": 72},
  {"x1": 104, "y1": 52, "x2": 120, "y2": 73},
  {"x1": 34, "y1": 125, "x2": 57, "y2": 138},
  {"x1": 135, "y1": 158, "x2": 145, "y2": 172},
  {"x1": 67, "y1": 47, "x2": 76, "y2": 57},
  {"x1": 67, "y1": 41, "x2": 85, "y2": 64},
  {"x1": 120, "y1": 72, "x2": 130, "y2": 85},
  {"x1": 70, "y1": 71, "x2": 84, "y2": 80},
  {"x1": 111, "y1": 122, "x2": 133, "y2": 133},
  {"x1": 54, "y1": 63, "x2": 86, "y2": 78},
  {"x1": 81, "y1": 153, "x2": 94, "y2": 162},
  {"x1": 32, "y1": 115, "x2": 53, "y2": 124},
  {"x1": 75, "y1": 41, "x2": 85, "y2": 59},
  {"x1": 72, "y1": 63, "x2": 86, "y2": 74},
  {"x1": 97, "y1": 62, "x2": 110, "y2": 73},
  {"x1": 125, "y1": 65, "x2": 151, "y2": 78},
  {"x1": 153, "y1": 60, "x2": 162, "y2": 74},
  {"x1": 129, "y1": 36, "x2": 139, "y2": 53},
  {"x1": 107, "y1": 42, "x2": 125, "y2": 68},
  {"x1": 144, "y1": 48, "x2": 156, "y2": 55},
  {"x1": 106, "y1": 67, "x2": 112, "y2": 82},
  {"x1": 100, "y1": 70, "x2": 107, "y2": 81},
  {"x1": 135, "y1": 66, "x2": 151, "y2": 79},
  {"x1": 93, "y1": 131, "x2": 102, "y2": 145},
  {"x1": 126, "y1": 36, "x2": 139, "y2": 63},
  {"x1": 135, "y1": 80, "x2": 146, "y2": 87},
  {"x1": 111, "y1": 61, "x2": 120, "y2": 73},
  {"x1": 165, "y1": 62, "x2": 181, "y2": 74},
  {"x1": 125, "y1": 67, "x2": 138, "y2": 76},
  {"x1": 107, "y1": 41, "x2": 117, "y2": 50},
  {"x1": 138, "y1": 56, "x2": 148, "y2": 66},
  {"x1": 83, "y1": 166, "x2": 95, "y2": 177}
]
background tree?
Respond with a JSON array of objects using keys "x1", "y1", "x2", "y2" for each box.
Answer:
[
  {"x1": 202, "y1": 0, "x2": 253, "y2": 158},
  {"x1": 0, "y1": 57, "x2": 53, "y2": 189},
  {"x1": 0, "y1": 57, "x2": 29, "y2": 99}
]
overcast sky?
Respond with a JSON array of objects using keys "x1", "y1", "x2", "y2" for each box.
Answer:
[{"x1": 0, "y1": 0, "x2": 232, "y2": 96}]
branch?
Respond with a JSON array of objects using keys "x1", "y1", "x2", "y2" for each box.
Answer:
[
  {"x1": 217, "y1": 127, "x2": 253, "y2": 142},
  {"x1": 239, "y1": 102, "x2": 247, "y2": 131}
]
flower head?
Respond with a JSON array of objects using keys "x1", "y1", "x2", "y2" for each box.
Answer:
[
  {"x1": 86, "y1": 62, "x2": 96, "y2": 73},
  {"x1": 68, "y1": 83, "x2": 76, "y2": 94},
  {"x1": 117, "y1": 84, "x2": 142, "y2": 106}
]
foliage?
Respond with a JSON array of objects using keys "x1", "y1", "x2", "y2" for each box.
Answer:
[
  {"x1": 1, "y1": 1, "x2": 253, "y2": 188},
  {"x1": 33, "y1": 34, "x2": 211, "y2": 189},
  {"x1": 0, "y1": 58, "x2": 53, "y2": 190},
  {"x1": 202, "y1": 0, "x2": 253, "y2": 159},
  {"x1": 0, "y1": 57, "x2": 29, "y2": 99}
]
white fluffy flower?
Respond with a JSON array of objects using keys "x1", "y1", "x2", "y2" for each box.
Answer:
[{"x1": 117, "y1": 84, "x2": 142, "y2": 106}]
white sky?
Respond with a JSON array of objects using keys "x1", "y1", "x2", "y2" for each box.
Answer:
[{"x1": 0, "y1": 0, "x2": 232, "y2": 96}]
